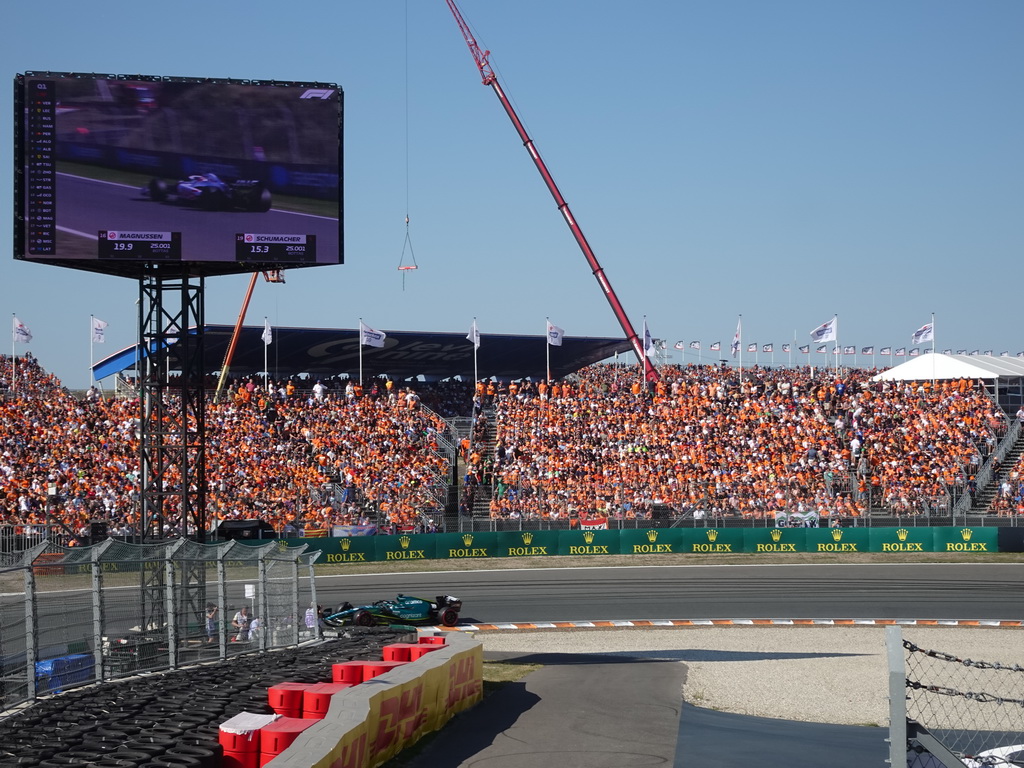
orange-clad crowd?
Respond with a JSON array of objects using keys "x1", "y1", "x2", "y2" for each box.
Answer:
[
  {"x1": 475, "y1": 364, "x2": 1006, "y2": 521},
  {"x1": 0, "y1": 353, "x2": 1014, "y2": 539},
  {"x1": 0, "y1": 355, "x2": 451, "y2": 539}
]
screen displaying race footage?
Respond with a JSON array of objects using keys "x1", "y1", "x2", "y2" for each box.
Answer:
[{"x1": 14, "y1": 72, "x2": 343, "y2": 278}]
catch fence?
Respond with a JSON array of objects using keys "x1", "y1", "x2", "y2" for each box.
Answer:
[
  {"x1": 0, "y1": 538, "x2": 320, "y2": 715},
  {"x1": 889, "y1": 627, "x2": 1024, "y2": 767}
]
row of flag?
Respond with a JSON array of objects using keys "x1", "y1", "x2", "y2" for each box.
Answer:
[
  {"x1": 669, "y1": 341, "x2": 1024, "y2": 358},
  {"x1": 12, "y1": 314, "x2": 1018, "y2": 361}
]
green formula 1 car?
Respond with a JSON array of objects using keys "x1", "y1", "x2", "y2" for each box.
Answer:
[{"x1": 322, "y1": 594, "x2": 462, "y2": 628}]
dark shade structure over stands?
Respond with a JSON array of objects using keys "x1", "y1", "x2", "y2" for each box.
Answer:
[{"x1": 91, "y1": 325, "x2": 633, "y2": 382}]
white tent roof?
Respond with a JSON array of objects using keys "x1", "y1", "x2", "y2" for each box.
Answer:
[{"x1": 872, "y1": 353, "x2": 1024, "y2": 382}]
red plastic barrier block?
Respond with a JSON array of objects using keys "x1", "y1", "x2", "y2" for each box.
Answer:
[
  {"x1": 382, "y1": 643, "x2": 420, "y2": 662},
  {"x1": 362, "y1": 660, "x2": 407, "y2": 680},
  {"x1": 418, "y1": 636, "x2": 447, "y2": 645},
  {"x1": 332, "y1": 661, "x2": 368, "y2": 684},
  {"x1": 302, "y1": 682, "x2": 352, "y2": 719},
  {"x1": 223, "y1": 751, "x2": 260, "y2": 768},
  {"x1": 408, "y1": 644, "x2": 442, "y2": 660},
  {"x1": 259, "y1": 716, "x2": 316, "y2": 757},
  {"x1": 220, "y1": 712, "x2": 280, "y2": 754},
  {"x1": 268, "y1": 682, "x2": 314, "y2": 715}
]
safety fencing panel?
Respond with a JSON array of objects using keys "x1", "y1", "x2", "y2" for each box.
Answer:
[{"x1": 0, "y1": 538, "x2": 320, "y2": 716}]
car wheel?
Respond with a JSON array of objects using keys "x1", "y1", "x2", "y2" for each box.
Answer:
[
  {"x1": 251, "y1": 188, "x2": 272, "y2": 212},
  {"x1": 148, "y1": 179, "x2": 168, "y2": 202},
  {"x1": 353, "y1": 610, "x2": 374, "y2": 627},
  {"x1": 438, "y1": 608, "x2": 459, "y2": 627}
]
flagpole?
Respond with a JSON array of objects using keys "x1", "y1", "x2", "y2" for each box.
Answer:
[
  {"x1": 358, "y1": 318, "x2": 363, "y2": 387},
  {"x1": 931, "y1": 312, "x2": 936, "y2": 384},
  {"x1": 545, "y1": 317, "x2": 551, "y2": 383},
  {"x1": 738, "y1": 315, "x2": 743, "y2": 383},
  {"x1": 10, "y1": 314, "x2": 15, "y2": 393},
  {"x1": 473, "y1": 317, "x2": 479, "y2": 386},
  {"x1": 263, "y1": 316, "x2": 269, "y2": 393},
  {"x1": 834, "y1": 314, "x2": 839, "y2": 374}
]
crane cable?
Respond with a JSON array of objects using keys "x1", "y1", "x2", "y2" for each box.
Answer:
[{"x1": 397, "y1": 0, "x2": 418, "y2": 288}]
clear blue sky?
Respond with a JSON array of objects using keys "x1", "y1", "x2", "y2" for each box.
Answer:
[{"x1": 2, "y1": 0, "x2": 1022, "y2": 388}]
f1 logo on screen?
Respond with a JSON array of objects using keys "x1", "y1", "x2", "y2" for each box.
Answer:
[{"x1": 299, "y1": 88, "x2": 335, "y2": 100}]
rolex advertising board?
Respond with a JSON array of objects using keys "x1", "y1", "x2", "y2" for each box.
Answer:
[
  {"x1": 555, "y1": 528, "x2": 620, "y2": 556},
  {"x1": 933, "y1": 527, "x2": 997, "y2": 553},
  {"x1": 868, "y1": 526, "x2": 932, "y2": 553},
  {"x1": 680, "y1": 528, "x2": 745, "y2": 554},
  {"x1": 434, "y1": 532, "x2": 498, "y2": 560},
  {"x1": 806, "y1": 527, "x2": 870, "y2": 553},
  {"x1": 619, "y1": 527, "x2": 683, "y2": 555},
  {"x1": 744, "y1": 528, "x2": 806, "y2": 554},
  {"x1": 316, "y1": 535, "x2": 377, "y2": 564},
  {"x1": 261, "y1": 526, "x2": 1004, "y2": 565},
  {"x1": 376, "y1": 534, "x2": 436, "y2": 562},
  {"x1": 497, "y1": 530, "x2": 559, "y2": 558}
]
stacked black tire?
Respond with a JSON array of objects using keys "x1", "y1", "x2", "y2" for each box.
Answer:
[{"x1": 0, "y1": 628, "x2": 411, "y2": 767}]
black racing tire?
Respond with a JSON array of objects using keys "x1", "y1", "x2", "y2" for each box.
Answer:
[
  {"x1": 353, "y1": 610, "x2": 375, "y2": 627},
  {"x1": 249, "y1": 188, "x2": 272, "y2": 212},
  {"x1": 148, "y1": 179, "x2": 168, "y2": 202},
  {"x1": 438, "y1": 607, "x2": 459, "y2": 627}
]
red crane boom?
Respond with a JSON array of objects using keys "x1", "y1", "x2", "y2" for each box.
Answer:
[{"x1": 445, "y1": 0, "x2": 658, "y2": 382}]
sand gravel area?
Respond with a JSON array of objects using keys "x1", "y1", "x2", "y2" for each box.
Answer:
[{"x1": 475, "y1": 626, "x2": 1024, "y2": 727}]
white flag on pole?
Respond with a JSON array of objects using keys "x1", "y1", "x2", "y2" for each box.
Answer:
[
  {"x1": 91, "y1": 317, "x2": 108, "y2": 343},
  {"x1": 731, "y1": 317, "x2": 741, "y2": 358},
  {"x1": 12, "y1": 317, "x2": 32, "y2": 344},
  {"x1": 809, "y1": 315, "x2": 837, "y2": 343},
  {"x1": 642, "y1": 319, "x2": 654, "y2": 358},
  {"x1": 359, "y1": 321, "x2": 386, "y2": 348},
  {"x1": 261, "y1": 318, "x2": 273, "y2": 346},
  {"x1": 546, "y1": 320, "x2": 565, "y2": 347},
  {"x1": 911, "y1": 322, "x2": 934, "y2": 345},
  {"x1": 467, "y1": 320, "x2": 481, "y2": 349}
]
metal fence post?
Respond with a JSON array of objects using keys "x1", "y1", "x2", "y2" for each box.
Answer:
[
  {"x1": 290, "y1": 554, "x2": 300, "y2": 647},
  {"x1": 164, "y1": 540, "x2": 185, "y2": 669},
  {"x1": 257, "y1": 547, "x2": 269, "y2": 652},
  {"x1": 308, "y1": 553, "x2": 320, "y2": 642},
  {"x1": 216, "y1": 540, "x2": 236, "y2": 660},
  {"x1": 886, "y1": 626, "x2": 907, "y2": 767},
  {"x1": 91, "y1": 540, "x2": 114, "y2": 682},
  {"x1": 23, "y1": 556, "x2": 38, "y2": 702}
]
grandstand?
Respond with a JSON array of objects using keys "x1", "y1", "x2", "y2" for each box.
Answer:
[{"x1": 1, "y1": 351, "x2": 1022, "y2": 548}]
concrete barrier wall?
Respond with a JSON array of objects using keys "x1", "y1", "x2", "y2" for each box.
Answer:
[{"x1": 267, "y1": 632, "x2": 482, "y2": 768}]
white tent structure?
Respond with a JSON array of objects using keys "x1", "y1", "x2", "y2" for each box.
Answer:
[{"x1": 872, "y1": 353, "x2": 1024, "y2": 415}]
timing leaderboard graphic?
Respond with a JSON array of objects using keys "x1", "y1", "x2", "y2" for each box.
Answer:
[
  {"x1": 236, "y1": 233, "x2": 316, "y2": 263},
  {"x1": 14, "y1": 72, "x2": 343, "y2": 279}
]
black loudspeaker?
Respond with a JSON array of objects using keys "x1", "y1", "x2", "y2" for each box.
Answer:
[
  {"x1": 214, "y1": 520, "x2": 277, "y2": 540},
  {"x1": 90, "y1": 522, "x2": 108, "y2": 541}
]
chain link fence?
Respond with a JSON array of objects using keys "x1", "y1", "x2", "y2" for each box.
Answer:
[
  {"x1": 888, "y1": 627, "x2": 1024, "y2": 767},
  {"x1": 0, "y1": 537, "x2": 320, "y2": 715}
]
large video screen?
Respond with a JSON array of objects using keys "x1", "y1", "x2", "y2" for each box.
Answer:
[{"x1": 14, "y1": 73, "x2": 343, "y2": 278}]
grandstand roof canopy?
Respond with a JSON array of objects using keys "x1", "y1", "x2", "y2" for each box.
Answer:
[
  {"x1": 92, "y1": 325, "x2": 633, "y2": 382},
  {"x1": 872, "y1": 353, "x2": 1024, "y2": 381}
]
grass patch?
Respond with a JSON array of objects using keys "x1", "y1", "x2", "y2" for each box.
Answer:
[{"x1": 379, "y1": 661, "x2": 541, "y2": 768}]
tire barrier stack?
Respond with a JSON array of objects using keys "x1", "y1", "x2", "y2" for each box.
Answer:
[
  {"x1": 0, "y1": 628, "x2": 410, "y2": 768},
  {"x1": 217, "y1": 631, "x2": 484, "y2": 768}
]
